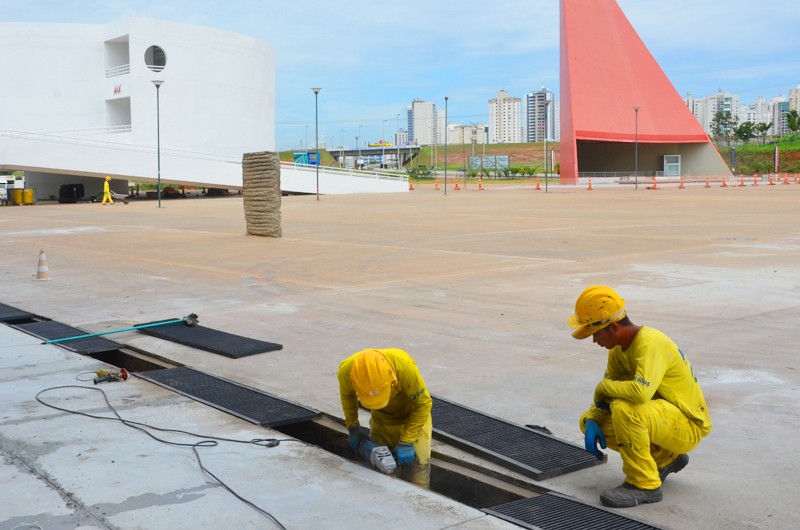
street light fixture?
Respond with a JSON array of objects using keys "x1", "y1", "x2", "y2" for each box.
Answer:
[
  {"x1": 382, "y1": 119, "x2": 387, "y2": 168},
  {"x1": 312, "y1": 87, "x2": 321, "y2": 201},
  {"x1": 396, "y1": 113, "x2": 401, "y2": 169},
  {"x1": 444, "y1": 96, "x2": 449, "y2": 195},
  {"x1": 151, "y1": 80, "x2": 164, "y2": 208},
  {"x1": 633, "y1": 106, "x2": 640, "y2": 190},
  {"x1": 543, "y1": 99, "x2": 550, "y2": 193}
]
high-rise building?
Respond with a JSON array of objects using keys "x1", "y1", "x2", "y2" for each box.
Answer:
[
  {"x1": 488, "y1": 90, "x2": 522, "y2": 143},
  {"x1": 789, "y1": 85, "x2": 800, "y2": 112},
  {"x1": 525, "y1": 88, "x2": 557, "y2": 142},
  {"x1": 448, "y1": 123, "x2": 486, "y2": 145},
  {"x1": 407, "y1": 98, "x2": 441, "y2": 146}
]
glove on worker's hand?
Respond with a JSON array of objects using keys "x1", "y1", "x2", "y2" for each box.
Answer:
[
  {"x1": 395, "y1": 442, "x2": 416, "y2": 466},
  {"x1": 348, "y1": 425, "x2": 369, "y2": 451},
  {"x1": 584, "y1": 419, "x2": 606, "y2": 460}
]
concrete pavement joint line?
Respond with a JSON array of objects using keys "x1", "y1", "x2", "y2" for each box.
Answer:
[
  {"x1": 0, "y1": 442, "x2": 108, "y2": 527},
  {"x1": 286, "y1": 237, "x2": 574, "y2": 264}
]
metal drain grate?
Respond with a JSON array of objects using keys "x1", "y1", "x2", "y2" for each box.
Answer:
[
  {"x1": 137, "y1": 366, "x2": 319, "y2": 427},
  {"x1": 12, "y1": 320, "x2": 121, "y2": 354},
  {"x1": 432, "y1": 396, "x2": 601, "y2": 480},
  {"x1": 484, "y1": 492, "x2": 664, "y2": 530},
  {"x1": 136, "y1": 320, "x2": 283, "y2": 358},
  {"x1": 0, "y1": 303, "x2": 35, "y2": 323}
]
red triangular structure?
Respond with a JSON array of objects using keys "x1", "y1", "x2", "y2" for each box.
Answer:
[{"x1": 559, "y1": 0, "x2": 731, "y2": 184}]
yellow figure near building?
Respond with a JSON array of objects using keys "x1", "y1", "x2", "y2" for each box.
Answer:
[{"x1": 101, "y1": 176, "x2": 114, "y2": 205}]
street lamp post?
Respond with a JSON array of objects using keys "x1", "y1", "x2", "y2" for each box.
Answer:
[
  {"x1": 311, "y1": 88, "x2": 321, "y2": 201},
  {"x1": 151, "y1": 80, "x2": 164, "y2": 208},
  {"x1": 396, "y1": 113, "x2": 401, "y2": 169},
  {"x1": 543, "y1": 99, "x2": 550, "y2": 193},
  {"x1": 382, "y1": 119, "x2": 387, "y2": 168},
  {"x1": 444, "y1": 96, "x2": 449, "y2": 195},
  {"x1": 633, "y1": 106, "x2": 640, "y2": 190}
]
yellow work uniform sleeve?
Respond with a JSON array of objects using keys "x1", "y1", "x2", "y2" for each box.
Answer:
[{"x1": 337, "y1": 355, "x2": 361, "y2": 429}]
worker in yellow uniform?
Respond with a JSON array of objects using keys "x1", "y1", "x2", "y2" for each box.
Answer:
[
  {"x1": 101, "y1": 176, "x2": 113, "y2": 205},
  {"x1": 569, "y1": 286, "x2": 712, "y2": 508},
  {"x1": 338, "y1": 348, "x2": 433, "y2": 488}
]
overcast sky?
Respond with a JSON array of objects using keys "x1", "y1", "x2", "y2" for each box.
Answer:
[{"x1": 4, "y1": 0, "x2": 799, "y2": 150}]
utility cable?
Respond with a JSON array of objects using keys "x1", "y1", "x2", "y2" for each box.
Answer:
[{"x1": 36, "y1": 385, "x2": 313, "y2": 529}]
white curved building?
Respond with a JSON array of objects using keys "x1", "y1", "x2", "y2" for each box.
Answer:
[{"x1": 0, "y1": 17, "x2": 276, "y2": 200}]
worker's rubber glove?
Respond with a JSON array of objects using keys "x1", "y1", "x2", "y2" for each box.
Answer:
[
  {"x1": 584, "y1": 419, "x2": 606, "y2": 460},
  {"x1": 395, "y1": 442, "x2": 416, "y2": 466},
  {"x1": 348, "y1": 426, "x2": 369, "y2": 451}
]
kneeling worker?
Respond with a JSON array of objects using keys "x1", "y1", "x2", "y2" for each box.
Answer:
[
  {"x1": 569, "y1": 286, "x2": 712, "y2": 508},
  {"x1": 338, "y1": 348, "x2": 433, "y2": 488}
]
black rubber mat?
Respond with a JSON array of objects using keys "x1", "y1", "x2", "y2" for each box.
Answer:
[
  {"x1": 0, "y1": 303, "x2": 34, "y2": 322},
  {"x1": 484, "y1": 492, "x2": 663, "y2": 530},
  {"x1": 431, "y1": 396, "x2": 601, "y2": 480},
  {"x1": 137, "y1": 366, "x2": 319, "y2": 427},
  {"x1": 136, "y1": 319, "x2": 282, "y2": 358},
  {"x1": 12, "y1": 320, "x2": 122, "y2": 354}
]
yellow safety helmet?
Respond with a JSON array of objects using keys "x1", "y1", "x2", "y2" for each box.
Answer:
[
  {"x1": 105, "y1": 176, "x2": 111, "y2": 181},
  {"x1": 349, "y1": 349, "x2": 396, "y2": 409},
  {"x1": 568, "y1": 285, "x2": 626, "y2": 339}
]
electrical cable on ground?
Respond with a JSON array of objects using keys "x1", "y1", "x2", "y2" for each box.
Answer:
[{"x1": 36, "y1": 385, "x2": 313, "y2": 529}]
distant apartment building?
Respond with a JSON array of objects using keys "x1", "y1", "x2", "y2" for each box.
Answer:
[
  {"x1": 525, "y1": 88, "x2": 558, "y2": 142},
  {"x1": 488, "y1": 90, "x2": 522, "y2": 143},
  {"x1": 773, "y1": 97, "x2": 790, "y2": 136},
  {"x1": 447, "y1": 123, "x2": 486, "y2": 145},
  {"x1": 687, "y1": 90, "x2": 741, "y2": 133},
  {"x1": 407, "y1": 98, "x2": 443, "y2": 146},
  {"x1": 789, "y1": 85, "x2": 800, "y2": 111},
  {"x1": 394, "y1": 129, "x2": 409, "y2": 147}
]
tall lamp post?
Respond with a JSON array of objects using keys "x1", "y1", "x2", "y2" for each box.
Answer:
[
  {"x1": 382, "y1": 119, "x2": 387, "y2": 168},
  {"x1": 543, "y1": 99, "x2": 550, "y2": 193},
  {"x1": 396, "y1": 113, "x2": 401, "y2": 169},
  {"x1": 444, "y1": 96, "x2": 449, "y2": 195},
  {"x1": 311, "y1": 88, "x2": 321, "y2": 201},
  {"x1": 633, "y1": 106, "x2": 640, "y2": 190},
  {"x1": 151, "y1": 80, "x2": 164, "y2": 208}
]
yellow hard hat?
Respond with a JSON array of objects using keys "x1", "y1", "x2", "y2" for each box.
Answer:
[
  {"x1": 105, "y1": 176, "x2": 111, "y2": 181},
  {"x1": 568, "y1": 286, "x2": 626, "y2": 339},
  {"x1": 349, "y1": 349, "x2": 396, "y2": 409}
]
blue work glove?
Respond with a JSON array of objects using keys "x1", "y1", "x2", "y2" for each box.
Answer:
[
  {"x1": 348, "y1": 425, "x2": 369, "y2": 451},
  {"x1": 584, "y1": 419, "x2": 606, "y2": 460},
  {"x1": 394, "y1": 442, "x2": 416, "y2": 466}
]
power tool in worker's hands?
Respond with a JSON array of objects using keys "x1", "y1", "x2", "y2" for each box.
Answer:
[
  {"x1": 357, "y1": 439, "x2": 397, "y2": 474},
  {"x1": 93, "y1": 368, "x2": 128, "y2": 384}
]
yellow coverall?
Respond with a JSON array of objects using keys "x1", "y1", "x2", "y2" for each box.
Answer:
[
  {"x1": 101, "y1": 179, "x2": 114, "y2": 204},
  {"x1": 338, "y1": 348, "x2": 433, "y2": 488},
  {"x1": 580, "y1": 326, "x2": 712, "y2": 490}
]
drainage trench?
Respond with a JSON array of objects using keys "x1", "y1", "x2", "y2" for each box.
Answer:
[{"x1": 97, "y1": 347, "x2": 540, "y2": 510}]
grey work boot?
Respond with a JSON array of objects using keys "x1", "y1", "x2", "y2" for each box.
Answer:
[
  {"x1": 658, "y1": 454, "x2": 689, "y2": 484},
  {"x1": 600, "y1": 482, "x2": 663, "y2": 508}
]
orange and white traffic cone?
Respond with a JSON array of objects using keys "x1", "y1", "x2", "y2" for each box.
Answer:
[
  {"x1": 535, "y1": 178, "x2": 541, "y2": 191},
  {"x1": 739, "y1": 175, "x2": 745, "y2": 187},
  {"x1": 454, "y1": 179, "x2": 460, "y2": 191},
  {"x1": 35, "y1": 249, "x2": 51, "y2": 281},
  {"x1": 679, "y1": 178, "x2": 685, "y2": 189},
  {"x1": 587, "y1": 178, "x2": 593, "y2": 191},
  {"x1": 753, "y1": 176, "x2": 759, "y2": 186},
  {"x1": 408, "y1": 179, "x2": 415, "y2": 191},
  {"x1": 721, "y1": 177, "x2": 727, "y2": 188},
  {"x1": 705, "y1": 178, "x2": 710, "y2": 188},
  {"x1": 768, "y1": 175, "x2": 775, "y2": 185},
  {"x1": 478, "y1": 177, "x2": 484, "y2": 191},
  {"x1": 435, "y1": 179, "x2": 440, "y2": 190},
  {"x1": 783, "y1": 175, "x2": 790, "y2": 185}
]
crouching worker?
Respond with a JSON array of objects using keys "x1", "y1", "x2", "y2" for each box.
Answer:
[
  {"x1": 569, "y1": 286, "x2": 712, "y2": 508},
  {"x1": 338, "y1": 348, "x2": 433, "y2": 488}
]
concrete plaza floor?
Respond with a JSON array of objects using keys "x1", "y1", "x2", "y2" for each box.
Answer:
[{"x1": 1, "y1": 180, "x2": 799, "y2": 529}]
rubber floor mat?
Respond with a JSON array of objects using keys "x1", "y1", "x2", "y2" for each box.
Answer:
[
  {"x1": 12, "y1": 320, "x2": 121, "y2": 354},
  {"x1": 484, "y1": 492, "x2": 663, "y2": 530},
  {"x1": 137, "y1": 366, "x2": 319, "y2": 427},
  {"x1": 136, "y1": 319, "x2": 282, "y2": 358},
  {"x1": 432, "y1": 396, "x2": 601, "y2": 480},
  {"x1": 0, "y1": 303, "x2": 34, "y2": 323}
]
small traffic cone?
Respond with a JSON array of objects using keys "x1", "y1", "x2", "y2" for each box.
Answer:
[
  {"x1": 535, "y1": 178, "x2": 541, "y2": 191},
  {"x1": 478, "y1": 177, "x2": 484, "y2": 191},
  {"x1": 408, "y1": 179, "x2": 415, "y2": 191},
  {"x1": 753, "y1": 176, "x2": 759, "y2": 186},
  {"x1": 739, "y1": 175, "x2": 745, "y2": 187},
  {"x1": 679, "y1": 178, "x2": 685, "y2": 189},
  {"x1": 768, "y1": 175, "x2": 775, "y2": 185},
  {"x1": 705, "y1": 178, "x2": 710, "y2": 188},
  {"x1": 35, "y1": 249, "x2": 51, "y2": 281},
  {"x1": 454, "y1": 179, "x2": 460, "y2": 191},
  {"x1": 783, "y1": 176, "x2": 790, "y2": 185},
  {"x1": 587, "y1": 178, "x2": 593, "y2": 190},
  {"x1": 721, "y1": 177, "x2": 727, "y2": 188},
  {"x1": 650, "y1": 176, "x2": 658, "y2": 190},
  {"x1": 435, "y1": 179, "x2": 440, "y2": 190}
]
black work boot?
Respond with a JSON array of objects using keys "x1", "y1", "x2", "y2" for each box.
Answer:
[
  {"x1": 658, "y1": 453, "x2": 689, "y2": 484},
  {"x1": 600, "y1": 482, "x2": 663, "y2": 508}
]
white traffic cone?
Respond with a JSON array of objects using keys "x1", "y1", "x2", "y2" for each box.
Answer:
[{"x1": 34, "y1": 249, "x2": 51, "y2": 281}]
